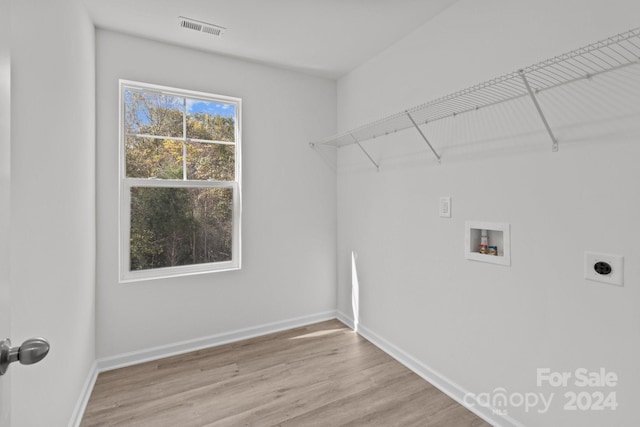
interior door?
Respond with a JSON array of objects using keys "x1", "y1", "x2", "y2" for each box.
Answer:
[{"x1": 0, "y1": 0, "x2": 12, "y2": 424}]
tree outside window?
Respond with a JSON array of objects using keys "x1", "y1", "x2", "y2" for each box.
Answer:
[{"x1": 120, "y1": 81, "x2": 241, "y2": 282}]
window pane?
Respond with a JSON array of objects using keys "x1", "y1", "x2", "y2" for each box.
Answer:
[
  {"x1": 186, "y1": 98, "x2": 235, "y2": 142},
  {"x1": 125, "y1": 137, "x2": 183, "y2": 179},
  {"x1": 186, "y1": 142, "x2": 235, "y2": 181},
  {"x1": 124, "y1": 89, "x2": 184, "y2": 137},
  {"x1": 130, "y1": 187, "x2": 233, "y2": 271}
]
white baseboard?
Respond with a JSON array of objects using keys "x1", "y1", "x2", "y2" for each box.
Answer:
[
  {"x1": 335, "y1": 310, "x2": 522, "y2": 427},
  {"x1": 96, "y1": 310, "x2": 337, "y2": 372},
  {"x1": 68, "y1": 361, "x2": 99, "y2": 427},
  {"x1": 69, "y1": 310, "x2": 336, "y2": 425},
  {"x1": 72, "y1": 310, "x2": 519, "y2": 426},
  {"x1": 336, "y1": 309, "x2": 355, "y2": 330}
]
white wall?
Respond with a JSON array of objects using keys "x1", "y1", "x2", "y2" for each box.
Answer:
[
  {"x1": 96, "y1": 30, "x2": 337, "y2": 358},
  {"x1": 9, "y1": 0, "x2": 96, "y2": 425},
  {"x1": 336, "y1": 1, "x2": 640, "y2": 426}
]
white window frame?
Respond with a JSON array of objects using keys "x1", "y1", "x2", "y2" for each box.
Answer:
[{"x1": 119, "y1": 80, "x2": 242, "y2": 282}]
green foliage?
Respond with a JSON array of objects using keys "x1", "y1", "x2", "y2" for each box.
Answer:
[
  {"x1": 130, "y1": 187, "x2": 233, "y2": 270},
  {"x1": 188, "y1": 112, "x2": 235, "y2": 142},
  {"x1": 125, "y1": 92, "x2": 236, "y2": 271}
]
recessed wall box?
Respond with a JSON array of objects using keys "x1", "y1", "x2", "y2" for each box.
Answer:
[{"x1": 465, "y1": 221, "x2": 511, "y2": 266}]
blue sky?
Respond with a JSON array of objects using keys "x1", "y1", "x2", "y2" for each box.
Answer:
[
  {"x1": 187, "y1": 99, "x2": 235, "y2": 118},
  {"x1": 125, "y1": 89, "x2": 236, "y2": 131}
]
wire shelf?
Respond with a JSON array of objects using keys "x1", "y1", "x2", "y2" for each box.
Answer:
[{"x1": 310, "y1": 27, "x2": 640, "y2": 162}]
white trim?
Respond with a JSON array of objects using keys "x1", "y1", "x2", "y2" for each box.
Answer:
[
  {"x1": 69, "y1": 311, "x2": 336, "y2": 424},
  {"x1": 118, "y1": 79, "x2": 242, "y2": 283},
  {"x1": 124, "y1": 133, "x2": 237, "y2": 146},
  {"x1": 72, "y1": 311, "x2": 520, "y2": 426},
  {"x1": 336, "y1": 311, "x2": 522, "y2": 427},
  {"x1": 96, "y1": 310, "x2": 337, "y2": 372},
  {"x1": 120, "y1": 79, "x2": 241, "y2": 104},
  {"x1": 336, "y1": 309, "x2": 355, "y2": 330},
  {"x1": 124, "y1": 179, "x2": 236, "y2": 188},
  {"x1": 67, "y1": 361, "x2": 99, "y2": 427}
]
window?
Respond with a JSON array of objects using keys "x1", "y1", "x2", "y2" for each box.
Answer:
[{"x1": 119, "y1": 80, "x2": 241, "y2": 282}]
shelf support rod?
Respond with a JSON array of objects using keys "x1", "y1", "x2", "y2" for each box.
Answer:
[
  {"x1": 519, "y1": 69, "x2": 558, "y2": 152},
  {"x1": 406, "y1": 111, "x2": 441, "y2": 163},
  {"x1": 350, "y1": 133, "x2": 379, "y2": 172}
]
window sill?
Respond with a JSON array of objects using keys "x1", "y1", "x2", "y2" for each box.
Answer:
[{"x1": 119, "y1": 261, "x2": 241, "y2": 283}]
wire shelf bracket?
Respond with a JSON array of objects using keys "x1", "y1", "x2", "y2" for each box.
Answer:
[
  {"x1": 519, "y1": 69, "x2": 559, "y2": 152},
  {"x1": 310, "y1": 27, "x2": 640, "y2": 166},
  {"x1": 406, "y1": 111, "x2": 441, "y2": 163},
  {"x1": 351, "y1": 133, "x2": 379, "y2": 171}
]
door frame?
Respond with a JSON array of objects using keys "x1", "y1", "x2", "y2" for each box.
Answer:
[{"x1": 0, "y1": 0, "x2": 12, "y2": 424}]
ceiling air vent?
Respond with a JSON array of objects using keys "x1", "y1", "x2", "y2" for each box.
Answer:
[{"x1": 178, "y1": 16, "x2": 225, "y2": 37}]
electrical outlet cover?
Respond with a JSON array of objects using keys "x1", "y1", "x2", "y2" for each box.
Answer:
[{"x1": 584, "y1": 252, "x2": 624, "y2": 286}]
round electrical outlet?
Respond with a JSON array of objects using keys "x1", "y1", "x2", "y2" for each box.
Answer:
[{"x1": 594, "y1": 261, "x2": 612, "y2": 276}]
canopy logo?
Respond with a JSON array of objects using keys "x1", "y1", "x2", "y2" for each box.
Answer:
[
  {"x1": 463, "y1": 387, "x2": 553, "y2": 416},
  {"x1": 463, "y1": 368, "x2": 618, "y2": 416}
]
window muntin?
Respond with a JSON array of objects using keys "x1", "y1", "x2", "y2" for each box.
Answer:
[{"x1": 120, "y1": 80, "x2": 241, "y2": 282}]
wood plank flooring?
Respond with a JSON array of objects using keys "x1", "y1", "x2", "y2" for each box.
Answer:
[{"x1": 82, "y1": 320, "x2": 491, "y2": 426}]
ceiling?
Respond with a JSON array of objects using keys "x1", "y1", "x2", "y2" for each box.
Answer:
[{"x1": 83, "y1": 0, "x2": 458, "y2": 78}]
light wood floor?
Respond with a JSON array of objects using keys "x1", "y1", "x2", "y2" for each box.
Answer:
[{"x1": 82, "y1": 320, "x2": 491, "y2": 426}]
